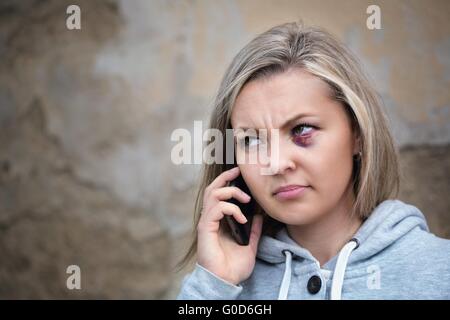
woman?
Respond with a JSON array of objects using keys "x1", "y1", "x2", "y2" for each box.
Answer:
[{"x1": 176, "y1": 22, "x2": 450, "y2": 299}]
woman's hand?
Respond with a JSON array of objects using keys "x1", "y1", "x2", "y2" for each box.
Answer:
[{"x1": 196, "y1": 166, "x2": 264, "y2": 285}]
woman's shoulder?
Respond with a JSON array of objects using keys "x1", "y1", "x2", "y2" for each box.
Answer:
[
  {"x1": 374, "y1": 199, "x2": 449, "y2": 249},
  {"x1": 391, "y1": 225, "x2": 450, "y2": 273},
  {"x1": 411, "y1": 227, "x2": 450, "y2": 252}
]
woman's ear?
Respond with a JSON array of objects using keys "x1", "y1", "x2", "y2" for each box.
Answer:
[{"x1": 352, "y1": 130, "x2": 362, "y2": 156}]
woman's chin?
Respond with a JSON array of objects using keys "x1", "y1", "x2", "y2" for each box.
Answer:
[{"x1": 267, "y1": 207, "x2": 321, "y2": 226}]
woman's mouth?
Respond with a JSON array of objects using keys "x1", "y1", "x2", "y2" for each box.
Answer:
[{"x1": 273, "y1": 185, "x2": 310, "y2": 200}]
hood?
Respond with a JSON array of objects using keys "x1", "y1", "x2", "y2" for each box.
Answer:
[{"x1": 256, "y1": 199, "x2": 429, "y2": 299}]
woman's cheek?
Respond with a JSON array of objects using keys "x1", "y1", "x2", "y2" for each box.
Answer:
[
  {"x1": 319, "y1": 147, "x2": 353, "y2": 192},
  {"x1": 242, "y1": 166, "x2": 263, "y2": 195},
  {"x1": 305, "y1": 144, "x2": 336, "y2": 190}
]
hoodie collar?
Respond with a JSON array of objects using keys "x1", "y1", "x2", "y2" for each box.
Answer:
[
  {"x1": 257, "y1": 228, "x2": 316, "y2": 264},
  {"x1": 348, "y1": 199, "x2": 428, "y2": 263},
  {"x1": 256, "y1": 199, "x2": 429, "y2": 300},
  {"x1": 257, "y1": 199, "x2": 429, "y2": 266}
]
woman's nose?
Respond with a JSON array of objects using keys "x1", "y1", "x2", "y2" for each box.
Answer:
[{"x1": 268, "y1": 139, "x2": 298, "y2": 175}]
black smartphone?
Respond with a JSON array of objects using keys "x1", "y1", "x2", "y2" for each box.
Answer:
[{"x1": 225, "y1": 170, "x2": 256, "y2": 245}]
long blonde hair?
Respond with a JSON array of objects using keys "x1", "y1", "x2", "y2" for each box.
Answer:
[{"x1": 176, "y1": 21, "x2": 400, "y2": 271}]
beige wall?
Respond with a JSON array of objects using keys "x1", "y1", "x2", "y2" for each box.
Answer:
[{"x1": 0, "y1": 0, "x2": 449, "y2": 298}]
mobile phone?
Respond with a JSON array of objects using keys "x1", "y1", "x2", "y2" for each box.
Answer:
[{"x1": 225, "y1": 170, "x2": 256, "y2": 245}]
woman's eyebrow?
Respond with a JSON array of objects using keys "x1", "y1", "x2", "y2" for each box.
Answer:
[
  {"x1": 281, "y1": 112, "x2": 318, "y2": 129},
  {"x1": 235, "y1": 112, "x2": 318, "y2": 130}
]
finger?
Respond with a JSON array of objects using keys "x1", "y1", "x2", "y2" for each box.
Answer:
[
  {"x1": 214, "y1": 201, "x2": 248, "y2": 224},
  {"x1": 206, "y1": 166, "x2": 241, "y2": 195},
  {"x1": 198, "y1": 201, "x2": 247, "y2": 233},
  {"x1": 249, "y1": 214, "x2": 264, "y2": 254},
  {"x1": 211, "y1": 186, "x2": 251, "y2": 203},
  {"x1": 201, "y1": 186, "x2": 249, "y2": 217}
]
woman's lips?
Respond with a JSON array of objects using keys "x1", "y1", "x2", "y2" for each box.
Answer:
[{"x1": 273, "y1": 185, "x2": 309, "y2": 200}]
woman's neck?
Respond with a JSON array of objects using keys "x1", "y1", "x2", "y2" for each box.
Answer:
[{"x1": 286, "y1": 191, "x2": 362, "y2": 267}]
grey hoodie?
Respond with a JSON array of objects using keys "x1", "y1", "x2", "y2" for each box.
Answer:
[{"x1": 177, "y1": 200, "x2": 450, "y2": 299}]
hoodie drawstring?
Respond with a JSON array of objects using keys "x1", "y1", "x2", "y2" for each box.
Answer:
[
  {"x1": 330, "y1": 238, "x2": 359, "y2": 300},
  {"x1": 277, "y1": 238, "x2": 359, "y2": 300},
  {"x1": 278, "y1": 250, "x2": 293, "y2": 300}
]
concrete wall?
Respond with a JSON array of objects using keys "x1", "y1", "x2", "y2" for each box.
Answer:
[{"x1": 0, "y1": 0, "x2": 449, "y2": 298}]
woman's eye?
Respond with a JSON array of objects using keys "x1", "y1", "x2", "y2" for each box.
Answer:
[
  {"x1": 239, "y1": 136, "x2": 260, "y2": 149},
  {"x1": 245, "y1": 136, "x2": 260, "y2": 147},
  {"x1": 292, "y1": 124, "x2": 316, "y2": 145},
  {"x1": 292, "y1": 124, "x2": 315, "y2": 136}
]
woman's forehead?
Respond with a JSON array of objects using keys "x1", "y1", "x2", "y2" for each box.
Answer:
[{"x1": 231, "y1": 70, "x2": 340, "y2": 129}]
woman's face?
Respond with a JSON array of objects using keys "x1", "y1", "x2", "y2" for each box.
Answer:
[{"x1": 230, "y1": 69, "x2": 359, "y2": 226}]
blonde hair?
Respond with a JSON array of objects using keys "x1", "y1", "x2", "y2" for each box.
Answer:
[{"x1": 176, "y1": 21, "x2": 400, "y2": 271}]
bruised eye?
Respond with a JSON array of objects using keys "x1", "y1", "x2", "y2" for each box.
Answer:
[
  {"x1": 292, "y1": 123, "x2": 317, "y2": 146},
  {"x1": 292, "y1": 124, "x2": 315, "y2": 135}
]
